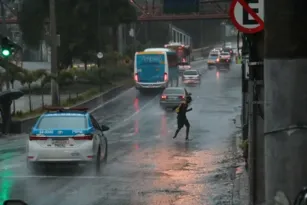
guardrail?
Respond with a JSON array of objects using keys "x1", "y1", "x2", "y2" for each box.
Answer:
[{"x1": 191, "y1": 45, "x2": 218, "y2": 61}]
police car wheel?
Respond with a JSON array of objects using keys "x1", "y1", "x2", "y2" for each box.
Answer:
[
  {"x1": 94, "y1": 146, "x2": 101, "y2": 173},
  {"x1": 101, "y1": 137, "x2": 108, "y2": 163}
]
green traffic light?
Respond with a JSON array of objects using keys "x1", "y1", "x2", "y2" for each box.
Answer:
[{"x1": 2, "y1": 49, "x2": 10, "y2": 56}]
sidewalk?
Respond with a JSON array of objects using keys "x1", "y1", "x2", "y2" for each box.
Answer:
[
  {"x1": 13, "y1": 94, "x2": 69, "y2": 112},
  {"x1": 232, "y1": 121, "x2": 249, "y2": 205}
]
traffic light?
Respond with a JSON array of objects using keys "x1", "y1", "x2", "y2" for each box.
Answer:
[{"x1": 1, "y1": 37, "x2": 12, "y2": 57}]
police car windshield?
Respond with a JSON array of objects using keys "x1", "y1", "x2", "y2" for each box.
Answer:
[
  {"x1": 37, "y1": 115, "x2": 88, "y2": 129},
  {"x1": 163, "y1": 88, "x2": 184, "y2": 95},
  {"x1": 184, "y1": 70, "x2": 198, "y2": 75}
]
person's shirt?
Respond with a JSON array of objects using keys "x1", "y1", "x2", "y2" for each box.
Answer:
[{"x1": 175, "y1": 102, "x2": 189, "y2": 118}]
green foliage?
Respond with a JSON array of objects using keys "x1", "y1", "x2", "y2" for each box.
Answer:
[
  {"x1": 18, "y1": 0, "x2": 137, "y2": 68},
  {"x1": 239, "y1": 139, "x2": 248, "y2": 151}
]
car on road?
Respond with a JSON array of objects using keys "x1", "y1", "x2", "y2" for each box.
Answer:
[
  {"x1": 178, "y1": 62, "x2": 191, "y2": 73},
  {"x1": 182, "y1": 69, "x2": 201, "y2": 84},
  {"x1": 160, "y1": 87, "x2": 191, "y2": 109},
  {"x1": 216, "y1": 52, "x2": 231, "y2": 70},
  {"x1": 214, "y1": 47, "x2": 223, "y2": 52},
  {"x1": 27, "y1": 107, "x2": 109, "y2": 173},
  {"x1": 207, "y1": 52, "x2": 219, "y2": 66},
  {"x1": 222, "y1": 47, "x2": 234, "y2": 56},
  {"x1": 225, "y1": 42, "x2": 232, "y2": 48}
]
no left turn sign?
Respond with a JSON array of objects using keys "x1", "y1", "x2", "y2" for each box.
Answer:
[{"x1": 229, "y1": 0, "x2": 264, "y2": 34}]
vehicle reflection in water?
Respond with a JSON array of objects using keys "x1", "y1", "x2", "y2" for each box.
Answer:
[
  {"x1": 0, "y1": 153, "x2": 14, "y2": 204},
  {"x1": 134, "y1": 143, "x2": 139, "y2": 150},
  {"x1": 160, "y1": 113, "x2": 168, "y2": 137},
  {"x1": 134, "y1": 98, "x2": 140, "y2": 135},
  {"x1": 216, "y1": 71, "x2": 220, "y2": 79}
]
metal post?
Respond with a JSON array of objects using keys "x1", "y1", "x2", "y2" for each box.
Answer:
[
  {"x1": 118, "y1": 24, "x2": 123, "y2": 55},
  {"x1": 200, "y1": 20, "x2": 203, "y2": 47},
  {"x1": 246, "y1": 32, "x2": 265, "y2": 205},
  {"x1": 0, "y1": 0, "x2": 7, "y2": 36},
  {"x1": 97, "y1": 0, "x2": 101, "y2": 68},
  {"x1": 49, "y1": 0, "x2": 59, "y2": 106},
  {"x1": 264, "y1": 0, "x2": 307, "y2": 203}
]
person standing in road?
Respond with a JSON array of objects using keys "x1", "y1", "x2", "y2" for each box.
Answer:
[{"x1": 172, "y1": 96, "x2": 192, "y2": 140}]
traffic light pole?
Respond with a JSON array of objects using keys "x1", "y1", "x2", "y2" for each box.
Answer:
[{"x1": 49, "y1": 0, "x2": 59, "y2": 105}]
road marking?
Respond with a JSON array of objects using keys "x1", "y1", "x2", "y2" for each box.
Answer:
[
  {"x1": 0, "y1": 163, "x2": 23, "y2": 170},
  {"x1": 107, "y1": 95, "x2": 159, "y2": 132},
  {"x1": 1, "y1": 175, "x2": 109, "y2": 179},
  {"x1": 90, "y1": 87, "x2": 134, "y2": 113},
  {"x1": 1, "y1": 175, "x2": 156, "y2": 180}
]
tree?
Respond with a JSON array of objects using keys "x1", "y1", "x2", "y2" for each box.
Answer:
[
  {"x1": 33, "y1": 69, "x2": 50, "y2": 108},
  {"x1": 18, "y1": 0, "x2": 137, "y2": 69},
  {"x1": 18, "y1": 70, "x2": 38, "y2": 111},
  {"x1": 81, "y1": 67, "x2": 111, "y2": 91},
  {"x1": 52, "y1": 70, "x2": 74, "y2": 105},
  {"x1": 6, "y1": 66, "x2": 23, "y2": 114}
]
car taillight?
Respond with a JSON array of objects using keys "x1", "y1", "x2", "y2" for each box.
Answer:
[
  {"x1": 29, "y1": 135, "x2": 47, "y2": 141},
  {"x1": 134, "y1": 73, "x2": 139, "y2": 82},
  {"x1": 161, "y1": 95, "x2": 167, "y2": 99},
  {"x1": 164, "y1": 73, "x2": 168, "y2": 81},
  {"x1": 178, "y1": 96, "x2": 185, "y2": 99},
  {"x1": 216, "y1": 58, "x2": 219, "y2": 62},
  {"x1": 72, "y1": 135, "x2": 93, "y2": 140}
]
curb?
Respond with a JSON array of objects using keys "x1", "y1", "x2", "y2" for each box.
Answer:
[
  {"x1": 9, "y1": 81, "x2": 134, "y2": 134},
  {"x1": 231, "y1": 127, "x2": 249, "y2": 204}
]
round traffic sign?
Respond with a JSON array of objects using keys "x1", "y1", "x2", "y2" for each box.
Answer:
[
  {"x1": 97, "y1": 52, "x2": 103, "y2": 59},
  {"x1": 229, "y1": 0, "x2": 264, "y2": 34}
]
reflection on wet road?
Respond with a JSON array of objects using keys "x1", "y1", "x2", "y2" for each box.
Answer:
[{"x1": 0, "y1": 60, "x2": 241, "y2": 205}]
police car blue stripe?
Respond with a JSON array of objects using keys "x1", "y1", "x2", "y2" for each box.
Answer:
[{"x1": 31, "y1": 127, "x2": 94, "y2": 137}]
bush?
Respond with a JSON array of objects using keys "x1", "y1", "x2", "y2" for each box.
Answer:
[{"x1": 20, "y1": 64, "x2": 132, "y2": 94}]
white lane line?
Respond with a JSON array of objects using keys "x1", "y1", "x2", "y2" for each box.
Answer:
[
  {"x1": 1, "y1": 175, "x2": 156, "y2": 179},
  {"x1": 1, "y1": 175, "x2": 109, "y2": 179},
  {"x1": 90, "y1": 87, "x2": 134, "y2": 113},
  {"x1": 107, "y1": 95, "x2": 159, "y2": 132},
  {"x1": 0, "y1": 164, "x2": 23, "y2": 170}
]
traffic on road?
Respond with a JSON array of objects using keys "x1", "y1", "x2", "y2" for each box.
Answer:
[{"x1": 0, "y1": 42, "x2": 242, "y2": 205}]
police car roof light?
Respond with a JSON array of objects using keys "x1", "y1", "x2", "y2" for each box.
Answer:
[{"x1": 44, "y1": 106, "x2": 88, "y2": 112}]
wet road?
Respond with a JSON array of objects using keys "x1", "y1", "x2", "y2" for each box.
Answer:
[{"x1": 0, "y1": 59, "x2": 242, "y2": 205}]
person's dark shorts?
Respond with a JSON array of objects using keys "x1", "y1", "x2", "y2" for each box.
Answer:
[{"x1": 177, "y1": 117, "x2": 190, "y2": 129}]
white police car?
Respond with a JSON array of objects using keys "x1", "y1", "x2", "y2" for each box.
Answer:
[{"x1": 27, "y1": 107, "x2": 109, "y2": 173}]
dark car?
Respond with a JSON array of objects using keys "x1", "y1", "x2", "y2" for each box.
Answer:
[
  {"x1": 216, "y1": 52, "x2": 231, "y2": 70},
  {"x1": 160, "y1": 87, "x2": 191, "y2": 109},
  {"x1": 222, "y1": 47, "x2": 234, "y2": 56}
]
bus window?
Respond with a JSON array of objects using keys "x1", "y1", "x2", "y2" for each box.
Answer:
[{"x1": 167, "y1": 54, "x2": 178, "y2": 67}]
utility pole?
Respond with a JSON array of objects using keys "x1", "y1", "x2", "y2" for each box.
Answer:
[
  {"x1": 97, "y1": 0, "x2": 102, "y2": 68},
  {"x1": 200, "y1": 20, "x2": 203, "y2": 46},
  {"x1": 240, "y1": 33, "x2": 248, "y2": 142},
  {"x1": 0, "y1": 0, "x2": 10, "y2": 90},
  {"x1": 49, "y1": 0, "x2": 59, "y2": 105},
  {"x1": 246, "y1": 32, "x2": 265, "y2": 205},
  {"x1": 264, "y1": 0, "x2": 307, "y2": 204}
]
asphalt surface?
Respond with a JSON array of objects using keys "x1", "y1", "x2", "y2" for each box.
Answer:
[{"x1": 0, "y1": 58, "x2": 242, "y2": 205}]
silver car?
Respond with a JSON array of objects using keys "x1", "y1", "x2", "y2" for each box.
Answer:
[
  {"x1": 160, "y1": 87, "x2": 191, "y2": 109},
  {"x1": 182, "y1": 69, "x2": 201, "y2": 84}
]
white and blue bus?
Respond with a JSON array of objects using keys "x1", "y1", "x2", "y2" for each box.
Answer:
[{"x1": 134, "y1": 48, "x2": 179, "y2": 93}]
